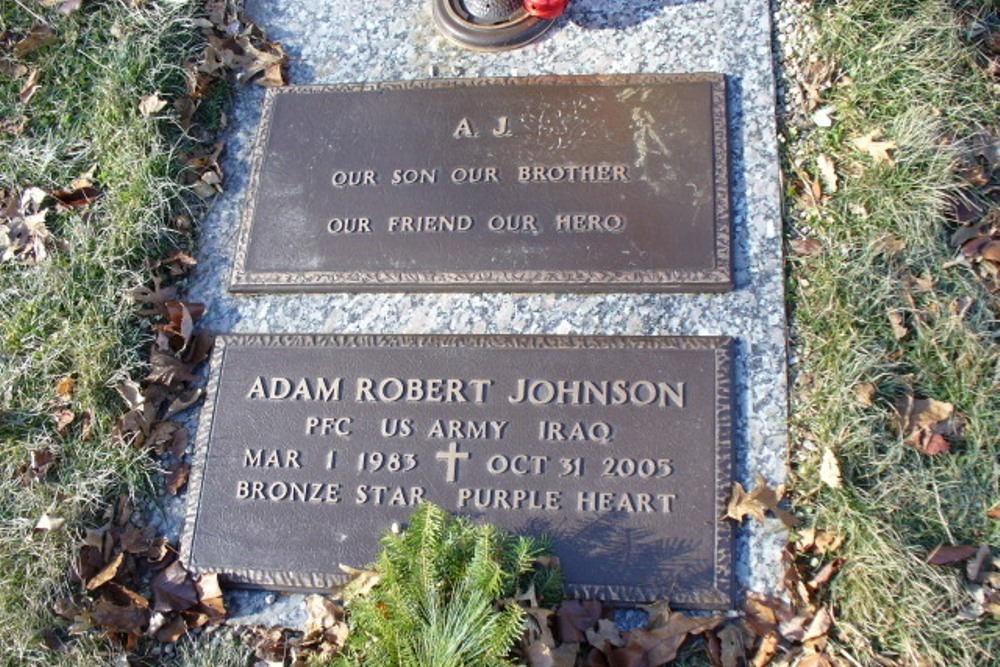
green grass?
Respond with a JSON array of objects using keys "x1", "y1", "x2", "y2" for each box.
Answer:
[
  {"x1": 0, "y1": 1, "x2": 204, "y2": 664},
  {"x1": 784, "y1": 0, "x2": 1000, "y2": 664}
]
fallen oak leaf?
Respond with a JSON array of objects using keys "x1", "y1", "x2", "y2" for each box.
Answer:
[
  {"x1": 988, "y1": 504, "x2": 1000, "y2": 520},
  {"x1": 138, "y1": 91, "x2": 168, "y2": 116},
  {"x1": 526, "y1": 641, "x2": 579, "y2": 667},
  {"x1": 853, "y1": 381, "x2": 876, "y2": 406},
  {"x1": 522, "y1": 605, "x2": 555, "y2": 648},
  {"x1": 726, "y1": 475, "x2": 799, "y2": 528},
  {"x1": 796, "y1": 528, "x2": 844, "y2": 555},
  {"x1": 852, "y1": 130, "x2": 897, "y2": 164}
]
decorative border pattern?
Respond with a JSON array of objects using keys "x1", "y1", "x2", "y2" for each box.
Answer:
[
  {"x1": 229, "y1": 74, "x2": 731, "y2": 293},
  {"x1": 180, "y1": 334, "x2": 734, "y2": 608}
]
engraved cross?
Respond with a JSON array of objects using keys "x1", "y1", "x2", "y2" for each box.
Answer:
[{"x1": 435, "y1": 442, "x2": 469, "y2": 483}]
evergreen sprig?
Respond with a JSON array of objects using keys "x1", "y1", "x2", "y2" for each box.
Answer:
[{"x1": 333, "y1": 503, "x2": 562, "y2": 667}]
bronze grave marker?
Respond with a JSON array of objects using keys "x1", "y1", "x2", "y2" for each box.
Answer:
[
  {"x1": 180, "y1": 335, "x2": 733, "y2": 608},
  {"x1": 231, "y1": 74, "x2": 730, "y2": 293}
]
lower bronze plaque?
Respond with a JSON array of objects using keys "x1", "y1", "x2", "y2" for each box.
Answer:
[
  {"x1": 231, "y1": 74, "x2": 730, "y2": 293},
  {"x1": 181, "y1": 335, "x2": 733, "y2": 608}
]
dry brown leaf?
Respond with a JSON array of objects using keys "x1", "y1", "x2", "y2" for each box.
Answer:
[
  {"x1": 151, "y1": 560, "x2": 199, "y2": 613},
  {"x1": 0, "y1": 59, "x2": 28, "y2": 80},
  {"x1": 138, "y1": 91, "x2": 168, "y2": 116},
  {"x1": 717, "y1": 623, "x2": 753, "y2": 667},
  {"x1": 119, "y1": 524, "x2": 152, "y2": 554},
  {"x1": 797, "y1": 653, "x2": 836, "y2": 667},
  {"x1": 338, "y1": 564, "x2": 380, "y2": 598},
  {"x1": 819, "y1": 448, "x2": 842, "y2": 489},
  {"x1": 751, "y1": 631, "x2": 779, "y2": 667},
  {"x1": 163, "y1": 387, "x2": 204, "y2": 419},
  {"x1": 949, "y1": 296, "x2": 974, "y2": 319},
  {"x1": 1, "y1": 114, "x2": 27, "y2": 135},
  {"x1": 876, "y1": 232, "x2": 907, "y2": 257},
  {"x1": 797, "y1": 528, "x2": 844, "y2": 555},
  {"x1": 51, "y1": 407, "x2": 74, "y2": 433},
  {"x1": 556, "y1": 599, "x2": 602, "y2": 642},
  {"x1": 14, "y1": 24, "x2": 57, "y2": 57},
  {"x1": 609, "y1": 613, "x2": 721, "y2": 667},
  {"x1": 743, "y1": 595, "x2": 782, "y2": 637},
  {"x1": 726, "y1": 475, "x2": 799, "y2": 528},
  {"x1": 808, "y1": 558, "x2": 844, "y2": 591},
  {"x1": 154, "y1": 614, "x2": 188, "y2": 643},
  {"x1": 18, "y1": 67, "x2": 39, "y2": 104},
  {"x1": 89, "y1": 598, "x2": 148, "y2": 636},
  {"x1": 85, "y1": 551, "x2": 124, "y2": 590},
  {"x1": 927, "y1": 544, "x2": 979, "y2": 565},
  {"x1": 894, "y1": 394, "x2": 963, "y2": 456},
  {"x1": 791, "y1": 237, "x2": 823, "y2": 257},
  {"x1": 51, "y1": 185, "x2": 99, "y2": 209},
  {"x1": 55, "y1": 375, "x2": 74, "y2": 400},
  {"x1": 853, "y1": 382, "x2": 876, "y2": 406},
  {"x1": 988, "y1": 503, "x2": 1000, "y2": 520},
  {"x1": 816, "y1": 154, "x2": 838, "y2": 194},
  {"x1": 586, "y1": 618, "x2": 625, "y2": 652},
  {"x1": 812, "y1": 106, "x2": 834, "y2": 128},
  {"x1": 298, "y1": 594, "x2": 346, "y2": 656},
  {"x1": 801, "y1": 608, "x2": 833, "y2": 642},
  {"x1": 164, "y1": 461, "x2": 189, "y2": 495},
  {"x1": 28, "y1": 448, "x2": 55, "y2": 481},
  {"x1": 853, "y1": 130, "x2": 897, "y2": 164},
  {"x1": 888, "y1": 309, "x2": 908, "y2": 340},
  {"x1": 34, "y1": 510, "x2": 65, "y2": 532},
  {"x1": 1, "y1": 210, "x2": 51, "y2": 263}
]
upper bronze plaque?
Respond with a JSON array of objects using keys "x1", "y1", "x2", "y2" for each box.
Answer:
[
  {"x1": 181, "y1": 335, "x2": 733, "y2": 608},
  {"x1": 231, "y1": 74, "x2": 730, "y2": 293}
]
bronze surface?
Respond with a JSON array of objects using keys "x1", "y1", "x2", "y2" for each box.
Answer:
[
  {"x1": 231, "y1": 74, "x2": 730, "y2": 293},
  {"x1": 180, "y1": 335, "x2": 733, "y2": 608}
]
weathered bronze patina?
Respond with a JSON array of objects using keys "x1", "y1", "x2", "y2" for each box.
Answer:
[
  {"x1": 231, "y1": 74, "x2": 731, "y2": 293},
  {"x1": 180, "y1": 335, "x2": 733, "y2": 608}
]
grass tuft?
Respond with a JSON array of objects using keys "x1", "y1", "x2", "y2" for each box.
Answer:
[
  {"x1": 0, "y1": 1, "x2": 205, "y2": 663},
  {"x1": 785, "y1": 0, "x2": 1000, "y2": 664}
]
